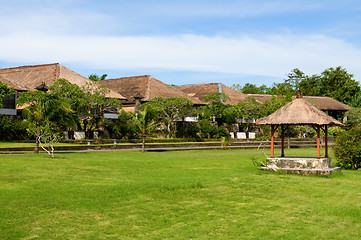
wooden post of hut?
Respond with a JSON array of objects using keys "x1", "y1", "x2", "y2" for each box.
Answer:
[
  {"x1": 255, "y1": 91, "x2": 342, "y2": 175},
  {"x1": 281, "y1": 125, "x2": 285, "y2": 157},
  {"x1": 316, "y1": 126, "x2": 321, "y2": 159},
  {"x1": 271, "y1": 125, "x2": 275, "y2": 158},
  {"x1": 323, "y1": 125, "x2": 328, "y2": 157}
]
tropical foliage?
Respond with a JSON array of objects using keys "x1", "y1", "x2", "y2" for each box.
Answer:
[
  {"x1": 49, "y1": 78, "x2": 122, "y2": 138},
  {"x1": 232, "y1": 66, "x2": 360, "y2": 104},
  {"x1": 130, "y1": 105, "x2": 162, "y2": 152},
  {"x1": 17, "y1": 90, "x2": 74, "y2": 156},
  {"x1": 334, "y1": 126, "x2": 361, "y2": 170},
  {"x1": 140, "y1": 97, "x2": 195, "y2": 137},
  {"x1": 345, "y1": 108, "x2": 361, "y2": 129},
  {"x1": 0, "y1": 81, "x2": 16, "y2": 106}
]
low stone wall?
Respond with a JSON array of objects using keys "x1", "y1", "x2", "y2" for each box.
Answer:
[
  {"x1": 0, "y1": 138, "x2": 327, "y2": 153},
  {"x1": 260, "y1": 157, "x2": 341, "y2": 175},
  {"x1": 267, "y1": 157, "x2": 332, "y2": 169}
]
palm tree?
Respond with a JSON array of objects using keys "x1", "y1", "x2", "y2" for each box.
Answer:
[{"x1": 131, "y1": 106, "x2": 161, "y2": 152}]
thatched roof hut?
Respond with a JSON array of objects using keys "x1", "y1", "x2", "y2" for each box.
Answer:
[
  {"x1": 256, "y1": 93, "x2": 342, "y2": 159},
  {"x1": 0, "y1": 63, "x2": 125, "y2": 99},
  {"x1": 256, "y1": 97, "x2": 343, "y2": 126},
  {"x1": 100, "y1": 75, "x2": 205, "y2": 112},
  {"x1": 247, "y1": 94, "x2": 351, "y2": 112},
  {"x1": 177, "y1": 83, "x2": 249, "y2": 105}
]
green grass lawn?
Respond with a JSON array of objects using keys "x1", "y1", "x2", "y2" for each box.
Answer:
[{"x1": 1, "y1": 148, "x2": 361, "y2": 239}]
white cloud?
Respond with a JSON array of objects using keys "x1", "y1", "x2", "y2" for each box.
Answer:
[
  {"x1": 0, "y1": 0, "x2": 336, "y2": 36},
  {"x1": 1, "y1": 33, "x2": 361, "y2": 81}
]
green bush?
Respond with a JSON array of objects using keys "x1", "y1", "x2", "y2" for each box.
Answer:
[
  {"x1": 175, "y1": 122, "x2": 200, "y2": 138},
  {"x1": 105, "y1": 111, "x2": 138, "y2": 139},
  {"x1": 345, "y1": 107, "x2": 361, "y2": 129},
  {"x1": 218, "y1": 126, "x2": 227, "y2": 137},
  {"x1": 0, "y1": 117, "x2": 28, "y2": 141},
  {"x1": 198, "y1": 119, "x2": 218, "y2": 139},
  {"x1": 333, "y1": 126, "x2": 361, "y2": 170}
]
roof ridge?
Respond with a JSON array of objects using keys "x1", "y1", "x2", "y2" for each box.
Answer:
[
  {"x1": 302, "y1": 96, "x2": 331, "y2": 99},
  {"x1": 0, "y1": 63, "x2": 60, "y2": 72},
  {"x1": 106, "y1": 75, "x2": 151, "y2": 81},
  {"x1": 178, "y1": 82, "x2": 221, "y2": 88}
]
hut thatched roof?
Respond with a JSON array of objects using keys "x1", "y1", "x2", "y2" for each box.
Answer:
[
  {"x1": 247, "y1": 94, "x2": 351, "y2": 111},
  {"x1": 0, "y1": 63, "x2": 125, "y2": 99},
  {"x1": 100, "y1": 75, "x2": 205, "y2": 105},
  {"x1": 177, "y1": 83, "x2": 248, "y2": 105},
  {"x1": 256, "y1": 97, "x2": 343, "y2": 126}
]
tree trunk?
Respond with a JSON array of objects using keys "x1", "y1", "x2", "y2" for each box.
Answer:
[
  {"x1": 34, "y1": 137, "x2": 39, "y2": 153},
  {"x1": 142, "y1": 135, "x2": 146, "y2": 152},
  {"x1": 83, "y1": 120, "x2": 88, "y2": 138},
  {"x1": 167, "y1": 123, "x2": 171, "y2": 138}
]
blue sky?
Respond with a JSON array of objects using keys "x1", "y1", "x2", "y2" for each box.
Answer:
[{"x1": 1, "y1": 0, "x2": 361, "y2": 87}]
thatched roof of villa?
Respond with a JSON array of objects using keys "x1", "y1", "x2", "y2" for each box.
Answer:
[
  {"x1": 0, "y1": 63, "x2": 125, "y2": 99},
  {"x1": 256, "y1": 96, "x2": 343, "y2": 126},
  {"x1": 0, "y1": 75, "x2": 27, "y2": 91},
  {"x1": 246, "y1": 94, "x2": 275, "y2": 104},
  {"x1": 246, "y1": 94, "x2": 351, "y2": 111},
  {"x1": 177, "y1": 83, "x2": 248, "y2": 105},
  {"x1": 300, "y1": 96, "x2": 351, "y2": 111},
  {"x1": 100, "y1": 75, "x2": 205, "y2": 105}
]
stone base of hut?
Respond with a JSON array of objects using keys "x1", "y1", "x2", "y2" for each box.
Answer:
[{"x1": 259, "y1": 157, "x2": 341, "y2": 175}]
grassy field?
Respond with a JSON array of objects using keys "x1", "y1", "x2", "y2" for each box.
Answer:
[{"x1": 1, "y1": 148, "x2": 361, "y2": 239}]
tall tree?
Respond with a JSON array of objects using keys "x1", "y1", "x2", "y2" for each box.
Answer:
[
  {"x1": 298, "y1": 74, "x2": 320, "y2": 96},
  {"x1": 284, "y1": 68, "x2": 305, "y2": 90},
  {"x1": 317, "y1": 66, "x2": 360, "y2": 103},
  {"x1": 267, "y1": 82, "x2": 294, "y2": 97},
  {"x1": 49, "y1": 78, "x2": 87, "y2": 130},
  {"x1": 348, "y1": 93, "x2": 361, "y2": 108},
  {"x1": 81, "y1": 79, "x2": 122, "y2": 138},
  {"x1": 88, "y1": 74, "x2": 107, "y2": 81},
  {"x1": 235, "y1": 97, "x2": 263, "y2": 132},
  {"x1": 345, "y1": 108, "x2": 361, "y2": 129},
  {"x1": 232, "y1": 67, "x2": 360, "y2": 104},
  {"x1": 284, "y1": 68, "x2": 321, "y2": 96},
  {"x1": 232, "y1": 83, "x2": 270, "y2": 94},
  {"x1": 201, "y1": 93, "x2": 230, "y2": 125},
  {"x1": 222, "y1": 106, "x2": 240, "y2": 125},
  {"x1": 50, "y1": 78, "x2": 122, "y2": 138},
  {"x1": 262, "y1": 95, "x2": 290, "y2": 116},
  {"x1": 17, "y1": 90, "x2": 74, "y2": 155},
  {"x1": 130, "y1": 105, "x2": 161, "y2": 152},
  {"x1": 204, "y1": 92, "x2": 230, "y2": 103},
  {"x1": 141, "y1": 97, "x2": 195, "y2": 137}
]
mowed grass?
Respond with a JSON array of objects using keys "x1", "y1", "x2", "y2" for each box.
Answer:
[{"x1": 1, "y1": 148, "x2": 361, "y2": 239}]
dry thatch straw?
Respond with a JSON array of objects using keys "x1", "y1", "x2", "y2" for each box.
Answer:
[
  {"x1": 256, "y1": 97, "x2": 343, "y2": 126},
  {"x1": 100, "y1": 75, "x2": 205, "y2": 105}
]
